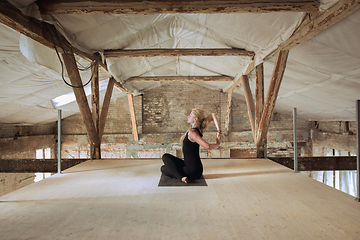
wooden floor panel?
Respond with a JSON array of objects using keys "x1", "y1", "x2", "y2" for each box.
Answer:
[{"x1": 0, "y1": 158, "x2": 359, "y2": 239}]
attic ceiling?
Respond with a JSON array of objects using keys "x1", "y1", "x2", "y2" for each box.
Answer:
[{"x1": 1, "y1": 0, "x2": 360, "y2": 125}]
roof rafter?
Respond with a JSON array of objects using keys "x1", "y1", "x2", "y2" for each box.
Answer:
[{"x1": 37, "y1": 0, "x2": 320, "y2": 15}]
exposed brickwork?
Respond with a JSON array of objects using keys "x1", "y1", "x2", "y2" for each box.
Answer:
[{"x1": 142, "y1": 82, "x2": 221, "y2": 134}]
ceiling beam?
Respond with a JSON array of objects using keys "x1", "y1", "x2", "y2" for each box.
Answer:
[
  {"x1": 37, "y1": 0, "x2": 320, "y2": 15},
  {"x1": 127, "y1": 76, "x2": 233, "y2": 82},
  {"x1": 104, "y1": 48, "x2": 255, "y2": 58}
]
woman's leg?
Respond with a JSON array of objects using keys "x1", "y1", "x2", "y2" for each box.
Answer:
[{"x1": 161, "y1": 153, "x2": 186, "y2": 180}]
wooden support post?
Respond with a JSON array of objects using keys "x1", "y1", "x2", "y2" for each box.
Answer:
[
  {"x1": 255, "y1": 50, "x2": 289, "y2": 147},
  {"x1": 127, "y1": 94, "x2": 139, "y2": 141},
  {"x1": 91, "y1": 54, "x2": 100, "y2": 159},
  {"x1": 255, "y1": 63, "x2": 265, "y2": 158},
  {"x1": 99, "y1": 77, "x2": 115, "y2": 140},
  {"x1": 62, "y1": 50, "x2": 100, "y2": 147},
  {"x1": 224, "y1": 91, "x2": 233, "y2": 136},
  {"x1": 241, "y1": 75, "x2": 255, "y2": 139}
]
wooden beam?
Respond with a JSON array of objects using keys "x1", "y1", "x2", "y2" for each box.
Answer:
[
  {"x1": 105, "y1": 48, "x2": 255, "y2": 58},
  {"x1": 255, "y1": 63, "x2": 265, "y2": 140},
  {"x1": 91, "y1": 54, "x2": 100, "y2": 159},
  {"x1": 127, "y1": 94, "x2": 139, "y2": 141},
  {"x1": 99, "y1": 77, "x2": 115, "y2": 140},
  {"x1": 279, "y1": 0, "x2": 360, "y2": 51},
  {"x1": 127, "y1": 76, "x2": 233, "y2": 82},
  {"x1": 241, "y1": 75, "x2": 256, "y2": 138},
  {"x1": 113, "y1": 79, "x2": 129, "y2": 93},
  {"x1": 224, "y1": 60, "x2": 255, "y2": 93},
  {"x1": 255, "y1": 50, "x2": 289, "y2": 146},
  {"x1": 37, "y1": 0, "x2": 320, "y2": 15},
  {"x1": 62, "y1": 50, "x2": 100, "y2": 147},
  {"x1": 269, "y1": 156, "x2": 357, "y2": 171},
  {"x1": 255, "y1": 63, "x2": 265, "y2": 158},
  {"x1": 0, "y1": 159, "x2": 87, "y2": 173},
  {"x1": 224, "y1": 91, "x2": 233, "y2": 136}
]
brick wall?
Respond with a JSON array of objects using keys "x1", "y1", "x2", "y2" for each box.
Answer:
[
  {"x1": 142, "y1": 82, "x2": 221, "y2": 133},
  {"x1": 0, "y1": 82, "x2": 314, "y2": 161}
]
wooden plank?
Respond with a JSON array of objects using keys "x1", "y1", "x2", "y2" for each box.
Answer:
[
  {"x1": 105, "y1": 48, "x2": 255, "y2": 58},
  {"x1": 127, "y1": 94, "x2": 139, "y2": 141},
  {"x1": 279, "y1": 0, "x2": 360, "y2": 51},
  {"x1": 255, "y1": 50, "x2": 289, "y2": 146},
  {"x1": 241, "y1": 75, "x2": 256, "y2": 138},
  {"x1": 37, "y1": 0, "x2": 320, "y2": 14},
  {"x1": 99, "y1": 77, "x2": 115, "y2": 140},
  {"x1": 224, "y1": 91, "x2": 233, "y2": 136},
  {"x1": 127, "y1": 75, "x2": 233, "y2": 82},
  {"x1": 0, "y1": 159, "x2": 87, "y2": 173},
  {"x1": 269, "y1": 156, "x2": 357, "y2": 171},
  {"x1": 62, "y1": 50, "x2": 100, "y2": 146}
]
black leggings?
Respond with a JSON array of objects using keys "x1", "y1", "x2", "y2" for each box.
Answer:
[{"x1": 161, "y1": 153, "x2": 186, "y2": 180}]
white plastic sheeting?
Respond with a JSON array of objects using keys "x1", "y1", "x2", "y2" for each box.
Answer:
[{"x1": 1, "y1": 0, "x2": 359, "y2": 124}]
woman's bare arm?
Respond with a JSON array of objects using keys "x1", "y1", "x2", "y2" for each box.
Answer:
[
  {"x1": 205, "y1": 113, "x2": 220, "y2": 131},
  {"x1": 188, "y1": 128, "x2": 221, "y2": 149}
]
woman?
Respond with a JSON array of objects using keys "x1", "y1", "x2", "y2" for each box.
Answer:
[{"x1": 160, "y1": 109, "x2": 221, "y2": 183}]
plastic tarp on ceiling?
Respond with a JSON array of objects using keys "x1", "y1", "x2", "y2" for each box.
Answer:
[{"x1": 1, "y1": 0, "x2": 359, "y2": 124}]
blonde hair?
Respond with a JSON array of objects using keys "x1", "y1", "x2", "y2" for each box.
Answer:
[
  {"x1": 191, "y1": 109, "x2": 208, "y2": 132},
  {"x1": 180, "y1": 109, "x2": 208, "y2": 144}
]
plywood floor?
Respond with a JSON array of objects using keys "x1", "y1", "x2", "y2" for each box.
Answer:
[{"x1": 1, "y1": 158, "x2": 360, "y2": 240}]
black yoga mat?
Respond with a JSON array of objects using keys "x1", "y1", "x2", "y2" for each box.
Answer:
[{"x1": 158, "y1": 173, "x2": 207, "y2": 187}]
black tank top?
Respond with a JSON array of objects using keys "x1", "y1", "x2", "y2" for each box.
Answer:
[{"x1": 182, "y1": 128, "x2": 203, "y2": 178}]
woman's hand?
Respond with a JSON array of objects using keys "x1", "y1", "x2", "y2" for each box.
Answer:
[{"x1": 216, "y1": 130, "x2": 222, "y2": 145}]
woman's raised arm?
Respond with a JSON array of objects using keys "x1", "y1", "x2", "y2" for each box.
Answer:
[{"x1": 205, "y1": 113, "x2": 220, "y2": 131}]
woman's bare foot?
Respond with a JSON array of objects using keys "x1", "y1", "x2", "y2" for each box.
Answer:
[{"x1": 182, "y1": 176, "x2": 188, "y2": 183}]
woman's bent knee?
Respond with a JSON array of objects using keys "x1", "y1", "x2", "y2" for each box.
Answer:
[{"x1": 162, "y1": 153, "x2": 171, "y2": 160}]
